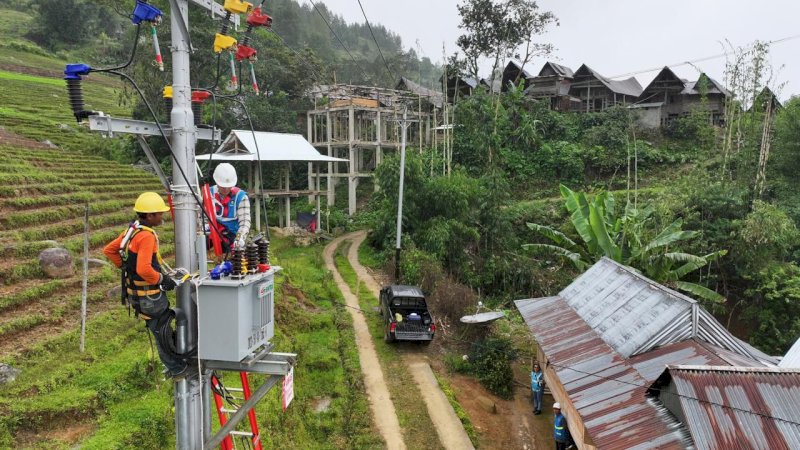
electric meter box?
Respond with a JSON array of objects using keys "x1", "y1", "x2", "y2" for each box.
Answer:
[{"x1": 197, "y1": 268, "x2": 277, "y2": 362}]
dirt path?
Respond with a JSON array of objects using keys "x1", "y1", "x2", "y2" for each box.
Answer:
[
  {"x1": 323, "y1": 234, "x2": 405, "y2": 450},
  {"x1": 346, "y1": 231, "x2": 475, "y2": 450}
]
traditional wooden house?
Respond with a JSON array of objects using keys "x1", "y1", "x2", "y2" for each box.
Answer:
[
  {"x1": 524, "y1": 61, "x2": 576, "y2": 111},
  {"x1": 568, "y1": 64, "x2": 642, "y2": 112},
  {"x1": 500, "y1": 60, "x2": 534, "y2": 92},
  {"x1": 632, "y1": 67, "x2": 730, "y2": 128},
  {"x1": 439, "y1": 69, "x2": 478, "y2": 103}
]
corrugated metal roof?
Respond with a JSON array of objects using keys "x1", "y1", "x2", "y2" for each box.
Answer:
[
  {"x1": 558, "y1": 258, "x2": 775, "y2": 363},
  {"x1": 780, "y1": 337, "x2": 800, "y2": 368},
  {"x1": 657, "y1": 366, "x2": 800, "y2": 450},
  {"x1": 514, "y1": 258, "x2": 781, "y2": 449},
  {"x1": 395, "y1": 77, "x2": 444, "y2": 108},
  {"x1": 197, "y1": 131, "x2": 348, "y2": 163},
  {"x1": 516, "y1": 296, "x2": 688, "y2": 449}
]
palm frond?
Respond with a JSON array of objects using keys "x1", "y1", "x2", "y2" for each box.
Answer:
[
  {"x1": 522, "y1": 243, "x2": 589, "y2": 270},
  {"x1": 675, "y1": 281, "x2": 726, "y2": 304}
]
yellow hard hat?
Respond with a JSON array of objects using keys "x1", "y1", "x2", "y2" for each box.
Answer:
[{"x1": 133, "y1": 192, "x2": 171, "y2": 213}]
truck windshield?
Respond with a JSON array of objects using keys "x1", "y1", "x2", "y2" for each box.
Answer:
[{"x1": 391, "y1": 297, "x2": 426, "y2": 309}]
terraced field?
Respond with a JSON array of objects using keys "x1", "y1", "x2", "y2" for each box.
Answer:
[{"x1": 0, "y1": 135, "x2": 170, "y2": 352}]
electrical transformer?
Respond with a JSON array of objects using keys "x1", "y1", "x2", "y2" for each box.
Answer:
[{"x1": 197, "y1": 268, "x2": 277, "y2": 362}]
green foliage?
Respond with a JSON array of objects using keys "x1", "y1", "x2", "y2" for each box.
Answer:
[
  {"x1": 768, "y1": 96, "x2": 800, "y2": 222},
  {"x1": 526, "y1": 185, "x2": 727, "y2": 303},
  {"x1": 467, "y1": 337, "x2": 517, "y2": 399},
  {"x1": 743, "y1": 263, "x2": 800, "y2": 354}
]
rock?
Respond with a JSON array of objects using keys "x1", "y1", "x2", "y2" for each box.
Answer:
[
  {"x1": 313, "y1": 397, "x2": 332, "y2": 413},
  {"x1": 42, "y1": 140, "x2": 57, "y2": 148},
  {"x1": 0, "y1": 363, "x2": 20, "y2": 385},
  {"x1": 107, "y1": 285, "x2": 122, "y2": 299},
  {"x1": 58, "y1": 123, "x2": 71, "y2": 130},
  {"x1": 87, "y1": 258, "x2": 112, "y2": 268},
  {"x1": 38, "y1": 247, "x2": 74, "y2": 279},
  {"x1": 477, "y1": 395, "x2": 497, "y2": 414}
]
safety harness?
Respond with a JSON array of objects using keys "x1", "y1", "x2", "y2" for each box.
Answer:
[{"x1": 118, "y1": 221, "x2": 165, "y2": 318}]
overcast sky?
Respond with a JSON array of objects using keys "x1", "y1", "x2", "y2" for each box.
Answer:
[{"x1": 302, "y1": 0, "x2": 799, "y2": 100}]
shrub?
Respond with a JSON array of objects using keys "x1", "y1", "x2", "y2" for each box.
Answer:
[{"x1": 468, "y1": 337, "x2": 517, "y2": 399}]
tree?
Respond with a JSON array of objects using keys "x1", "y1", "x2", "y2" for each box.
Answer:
[
  {"x1": 524, "y1": 185, "x2": 726, "y2": 303},
  {"x1": 455, "y1": 0, "x2": 557, "y2": 84}
]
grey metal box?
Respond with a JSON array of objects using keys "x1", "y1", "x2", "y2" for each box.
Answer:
[{"x1": 197, "y1": 269, "x2": 277, "y2": 362}]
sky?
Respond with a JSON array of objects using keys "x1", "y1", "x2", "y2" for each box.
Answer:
[{"x1": 301, "y1": 0, "x2": 800, "y2": 100}]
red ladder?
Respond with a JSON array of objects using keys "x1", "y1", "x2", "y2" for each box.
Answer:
[{"x1": 210, "y1": 372, "x2": 263, "y2": 450}]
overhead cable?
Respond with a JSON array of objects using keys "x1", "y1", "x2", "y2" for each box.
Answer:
[
  {"x1": 307, "y1": 0, "x2": 372, "y2": 83},
  {"x1": 356, "y1": 0, "x2": 396, "y2": 83}
]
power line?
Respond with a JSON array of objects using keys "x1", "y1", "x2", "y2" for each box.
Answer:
[
  {"x1": 307, "y1": 0, "x2": 372, "y2": 83},
  {"x1": 608, "y1": 33, "x2": 800, "y2": 79},
  {"x1": 356, "y1": 0, "x2": 395, "y2": 83}
]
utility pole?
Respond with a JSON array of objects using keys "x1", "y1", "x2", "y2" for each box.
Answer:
[
  {"x1": 170, "y1": 1, "x2": 202, "y2": 448},
  {"x1": 391, "y1": 106, "x2": 417, "y2": 282},
  {"x1": 72, "y1": 3, "x2": 295, "y2": 448}
]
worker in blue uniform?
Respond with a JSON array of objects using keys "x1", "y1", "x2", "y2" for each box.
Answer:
[
  {"x1": 553, "y1": 402, "x2": 573, "y2": 450},
  {"x1": 531, "y1": 362, "x2": 544, "y2": 415}
]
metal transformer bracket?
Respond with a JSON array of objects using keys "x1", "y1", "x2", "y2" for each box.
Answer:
[
  {"x1": 190, "y1": 0, "x2": 240, "y2": 28},
  {"x1": 89, "y1": 114, "x2": 221, "y2": 142}
]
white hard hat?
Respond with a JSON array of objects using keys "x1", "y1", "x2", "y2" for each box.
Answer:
[
  {"x1": 213, "y1": 163, "x2": 237, "y2": 188},
  {"x1": 553, "y1": 402, "x2": 561, "y2": 409}
]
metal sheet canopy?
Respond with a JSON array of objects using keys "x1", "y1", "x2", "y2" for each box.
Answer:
[
  {"x1": 460, "y1": 311, "x2": 506, "y2": 324},
  {"x1": 197, "y1": 130, "x2": 348, "y2": 163}
]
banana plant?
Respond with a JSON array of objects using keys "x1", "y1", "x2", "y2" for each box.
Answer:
[{"x1": 524, "y1": 185, "x2": 727, "y2": 303}]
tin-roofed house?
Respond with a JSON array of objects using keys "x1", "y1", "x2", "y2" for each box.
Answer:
[
  {"x1": 568, "y1": 64, "x2": 642, "y2": 112},
  {"x1": 515, "y1": 257, "x2": 779, "y2": 450},
  {"x1": 524, "y1": 61, "x2": 576, "y2": 111},
  {"x1": 649, "y1": 365, "x2": 800, "y2": 450}
]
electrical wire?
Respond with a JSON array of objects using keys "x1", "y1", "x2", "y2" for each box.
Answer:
[
  {"x1": 356, "y1": 0, "x2": 395, "y2": 83},
  {"x1": 307, "y1": 0, "x2": 372, "y2": 83},
  {"x1": 92, "y1": 24, "x2": 142, "y2": 72},
  {"x1": 325, "y1": 277, "x2": 800, "y2": 426},
  {"x1": 608, "y1": 32, "x2": 800, "y2": 80},
  {"x1": 105, "y1": 69, "x2": 226, "y2": 244}
]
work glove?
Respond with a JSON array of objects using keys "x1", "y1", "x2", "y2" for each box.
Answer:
[{"x1": 160, "y1": 276, "x2": 177, "y2": 291}]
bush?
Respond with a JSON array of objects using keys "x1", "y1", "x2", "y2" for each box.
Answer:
[{"x1": 468, "y1": 337, "x2": 517, "y2": 399}]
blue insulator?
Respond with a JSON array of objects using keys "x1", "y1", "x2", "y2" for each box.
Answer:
[
  {"x1": 221, "y1": 261, "x2": 233, "y2": 276},
  {"x1": 64, "y1": 64, "x2": 93, "y2": 122},
  {"x1": 63, "y1": 63, "x2": 92, "y2": 80},
  {"x1": 210, "y1": 266, "x2": 222, "y2": 280},
  {"x1": 132, "y1": 0, "x2": 162, "y2": 24}
]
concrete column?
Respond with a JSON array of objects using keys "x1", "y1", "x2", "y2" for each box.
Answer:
[
  {"x1": 348, "y1": 107, "x2": 356, "y2": 216},
  {"x1": 326, "y1": 110, "x2": 334, "y2": 207},
  {"x1": 285, "y1": 164, "x2": 291, "y2": 228},
  {"x1": 307, "y1": 113, "x2": 314, "y2": 203}
]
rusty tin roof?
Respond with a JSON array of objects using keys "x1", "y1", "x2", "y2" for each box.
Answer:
[{"x1": 652, "y1": 366, "x2": 800, "y2": 450}]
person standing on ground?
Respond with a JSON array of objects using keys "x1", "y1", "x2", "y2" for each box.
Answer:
[
  {"x1": 531, "y1": 362, "x2": 544, "y2": 415},
  {"x1": 553, "y1": 402, "x2": 573, "y2": 450},
  {"x1": 210, "y1": 163, "x2": 250, "y2": 253},
  {"x1": 103, "y1": 192, "x2": 188, "y2": 377}
]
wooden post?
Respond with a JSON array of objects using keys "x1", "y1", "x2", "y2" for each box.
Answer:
[
  {"x1": 315, "y1": 163, "x2": 322, "y2": 231},
  {"x1": 80, "y1": 202, "x2": 89, "y2": 352},
  {"x1": 285, "y1": 164, "x2": 291, "y2": 228}
]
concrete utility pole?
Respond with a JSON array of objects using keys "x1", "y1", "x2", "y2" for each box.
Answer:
[
  {"x1": 392, "y1": 106, "x2": 417, "y2": 282},
  {"x1": 170, "y1": 1, "x2": 202, "y2": 448}
]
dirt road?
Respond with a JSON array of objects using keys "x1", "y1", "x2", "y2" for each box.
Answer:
[
  {"x1": 323, "y1": 235, "x2": 405, "y2": 450},
  {"x1": 345, "y1": 231, "x2": 475, "y2": 450}
]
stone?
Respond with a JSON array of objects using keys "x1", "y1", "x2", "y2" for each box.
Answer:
[
  {"x1": 42, "y1": 140, "x2": 57, "y2": 148},
  {"x1": 0, "y1": 363, "x2": 20, "y2": 385},
  {"x1": 38, "y1": 247, "x2": 74, "y2": 279},
  {"x1": 477, "y1": 395, "x2": 497, "y2": 414},
  {"x1": 87, "y1": 258, "x2": 112, "y2": 268}
]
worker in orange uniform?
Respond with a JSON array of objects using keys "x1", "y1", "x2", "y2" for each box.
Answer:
[{"x1": 104, "y1": 192, "x2": 188, "y2": 377}]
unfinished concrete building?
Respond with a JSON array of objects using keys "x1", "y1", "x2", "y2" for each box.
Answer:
[{"x1": 306, "y1": 84, "x2": 443, "y2": 215}]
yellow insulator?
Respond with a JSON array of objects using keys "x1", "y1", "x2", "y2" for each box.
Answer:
[
  {"x1": 223, "y1": 0, "x2": 252, "y2": 15},
  {"x1": 162, "y1": 85, "x2": 173, "y2": 99},
  {"x1": 213, "y1": 34, "x2": 238, "y2": 54}
]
